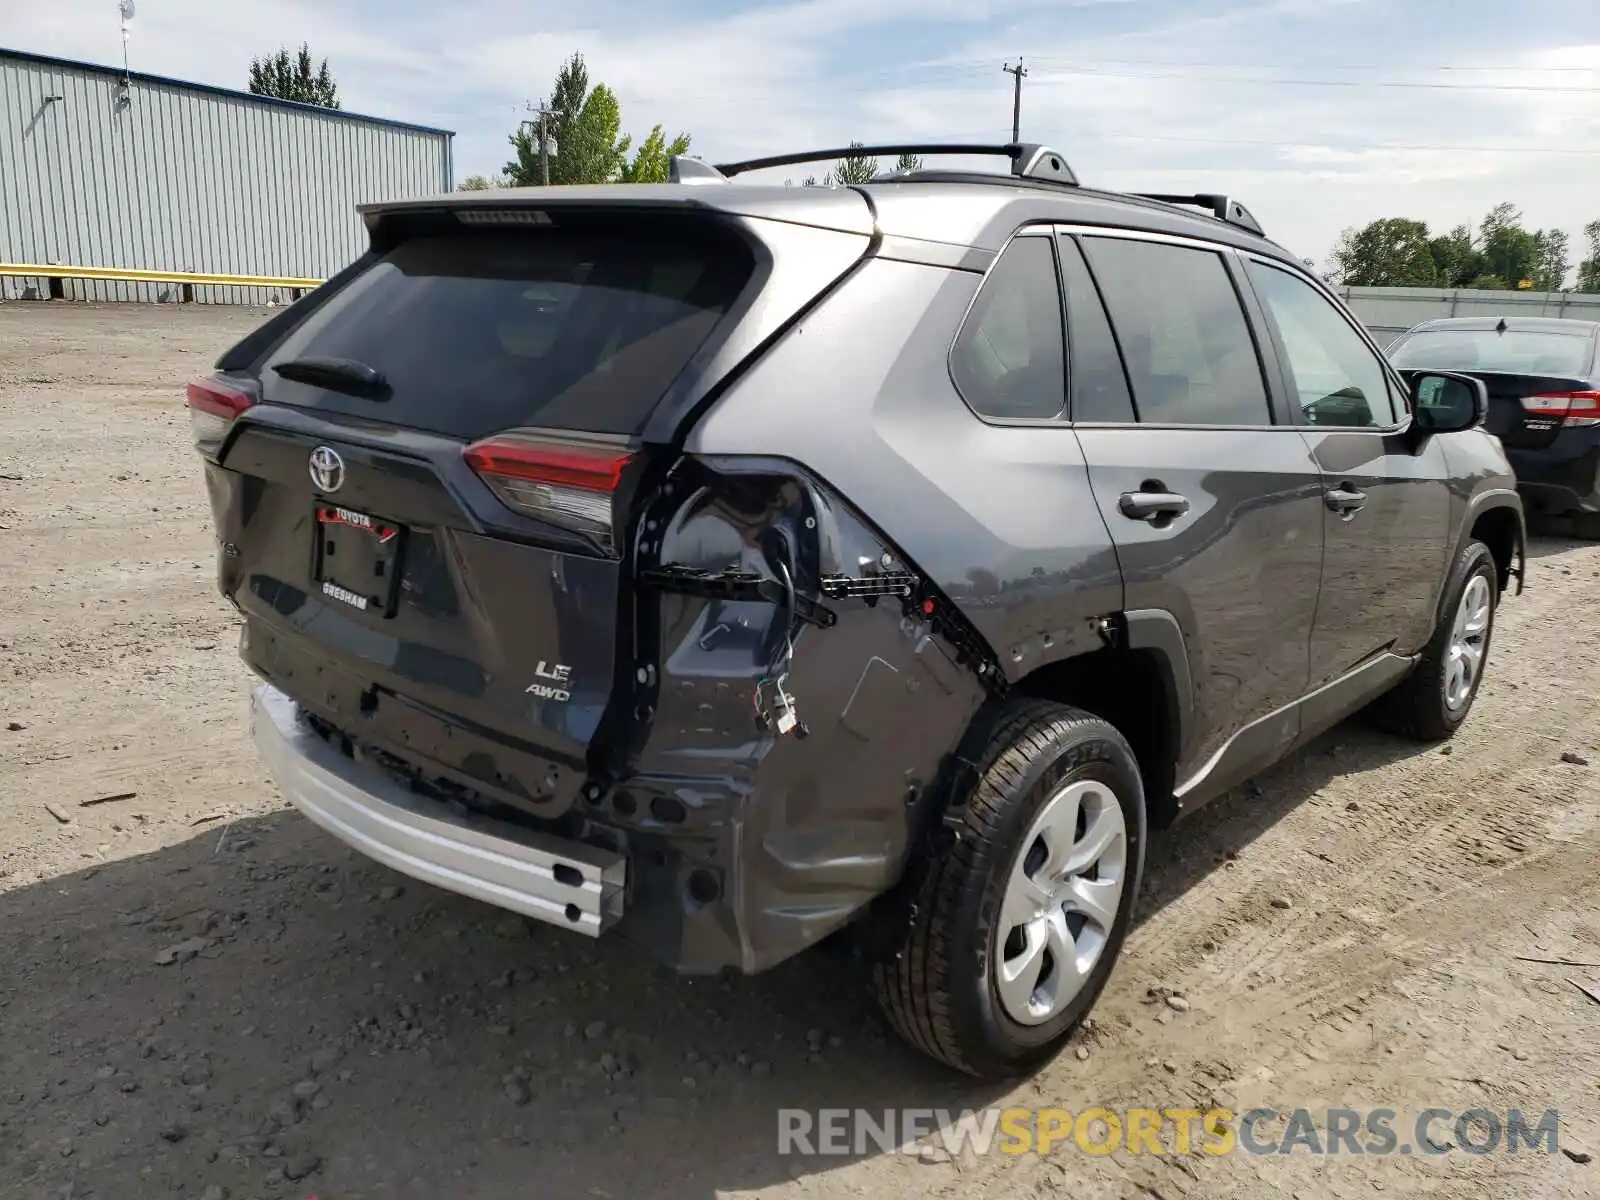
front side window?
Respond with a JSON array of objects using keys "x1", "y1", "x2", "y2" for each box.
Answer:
[
  {"x1": 1081, "y1": 236, "x2": 1271, "y2": 426},
  {"x1": 1248, "y1": 261, "x2": 1400, "y2": 428},
  {"x1": 950, "y1": 235, "x2": 1067, "y2": 421}
]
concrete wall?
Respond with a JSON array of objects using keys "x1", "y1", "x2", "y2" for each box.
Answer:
[
  {"x1": 0, "y1": 48, "x2": 452, "y2": 304},
  {"x1": 1339, "y1": 285, "x2": 1600, "y2": 347}
]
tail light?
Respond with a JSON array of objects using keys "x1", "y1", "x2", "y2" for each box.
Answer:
[
  {"x1": 1520, "y1": 391, "x2": 1600, "y2": 428},
  {"x1": 186, "y1": 377, "x2": 257, "y2": 459},
  {"x1": 463, "y1": 433, "x2": 634, "y2": 549}
]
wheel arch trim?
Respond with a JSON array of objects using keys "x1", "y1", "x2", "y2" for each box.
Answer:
[
  {"x1": 1122, "y1": 608, "x2": 1195, "y2": 765},
  {"x1": 1458, "y1": 490, "x2": 1526, "y2": 601}
]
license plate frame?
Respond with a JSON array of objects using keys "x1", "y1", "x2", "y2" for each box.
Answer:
[{"x1": 312, "y1": 504, "x2": 405, "y2": 617}]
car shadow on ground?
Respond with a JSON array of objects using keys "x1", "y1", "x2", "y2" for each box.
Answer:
[
  {"x1": 1524, "y1": 525, "x2": 1597, "y2": 562},
  {"x1": 2, "y1": 708, "x2": 1447, "y2": 1200}
]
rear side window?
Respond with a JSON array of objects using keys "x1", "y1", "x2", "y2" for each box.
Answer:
[
  {"x1": 950, "y1": 235, "x2": 1066, "y2": 421},
  {"x1": 261, "y1": 229, "x2": 752, "y2": 441},
  {"x1": 1058, "y1": 237, "x2": 1135, "y2": 423},
  {"x1": 1390, "y1": 328, "x2": 1594, "y2": 377},
  {"x1": 1082, "y1": 237, "x2": 1271, "y2": 426}
]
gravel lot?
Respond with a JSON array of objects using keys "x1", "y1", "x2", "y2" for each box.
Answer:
[{"x1": 2, "y1": 302, "x2": 1599, "y2": 1200}]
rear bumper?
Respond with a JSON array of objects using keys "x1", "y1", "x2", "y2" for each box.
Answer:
[
  {"x1": 250, "y1": 683, "x2": 626, "y2": 936},
  {"x1": 1507, "y1": 433, "x2": 1600, "y2": 514}
]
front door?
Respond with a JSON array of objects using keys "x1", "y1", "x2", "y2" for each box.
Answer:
[
  {"x1": 1067, "y1": 232, "x2": 1325, "y2": 790},
  {"x1": 1241, "y1": 257, "x2": 1452, "y2": 686}
]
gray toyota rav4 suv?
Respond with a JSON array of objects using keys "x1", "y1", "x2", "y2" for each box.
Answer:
[{"x1": 190, "y1": 144, "x2": 1526, "y2": 1078}]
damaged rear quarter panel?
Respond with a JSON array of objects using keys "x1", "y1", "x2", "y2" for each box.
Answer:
[{"x1": 627, "y1": 461, "x2": 986, "y2": 973}]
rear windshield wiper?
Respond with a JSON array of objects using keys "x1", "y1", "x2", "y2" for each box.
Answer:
[{"x1": 272, "y1": 356, "x2": 390, "y2": 398}]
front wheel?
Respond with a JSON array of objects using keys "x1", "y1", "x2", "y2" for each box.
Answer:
[
  {"x1": 872, "y1": 699, "x2": 1146, "y2": 1078},
  {"x1": 1369, "y1": 539, "x2": 1498, "y2": 741}
]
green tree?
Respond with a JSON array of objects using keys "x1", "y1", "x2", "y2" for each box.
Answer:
[
  {"x1": 1577, "y1": 220, "x2": 1600, "y2": 293},
  {"x1": 1428, "y1": 225, "x2": 1486, "y2": 289},
  {"x1": 503, "y1": 53, "x2": 690, "y2": 186},
  {"x1": 1531, "y1": 229, "x2": 1570, "y2": 291},
  {"x1": 1327, "y1": 218, "x2": 1438, "y2": 286},
  {"x1": 893, "y1": 151, "x2": 924, "y2": 175},
  {"x1": 457, "y1": 174, "x2": 509, "y2": 191},
  {"x1": 619, "y1": 125, "x2": 693, "y2": 183},
  {"x1": 1477, "y1": 202, "x2": 1540, "y2": 289},
  {"x1": 247, "y1": 43, "x2": 340, "y2": 109},
  {"x1": 832, "y1": 142, "x2": 879, "y2": 185}
]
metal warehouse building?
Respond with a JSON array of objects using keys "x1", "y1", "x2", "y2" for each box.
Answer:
[{"x1": 0, "y1": 47, "x2": 453, "y2": 303}]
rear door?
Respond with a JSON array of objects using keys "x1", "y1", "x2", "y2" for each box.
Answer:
[
  {"x1": 209, "y1": 213, "x2": 766, "y2": 813},
  {"x1": 1067, "y1": 230, "x2": 1325, "y2": 791},
  {"x1": 1243, "y1": 256, "x2": 1452, "y2": 684}
]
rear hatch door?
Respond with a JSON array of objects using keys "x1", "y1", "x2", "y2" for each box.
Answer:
[{"x1": 209, "y1": 201, "x2": 870, "y2": 814}]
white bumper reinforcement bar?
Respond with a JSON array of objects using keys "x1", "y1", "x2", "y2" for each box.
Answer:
[{"x1": 250, "y1": 683, "x2": 626, "y2": 935}]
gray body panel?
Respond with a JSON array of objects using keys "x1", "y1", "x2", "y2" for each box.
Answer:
[
  {"x1": 1299, "y1": 429, "x2": 1453, "y2": 680},
  {"x1": 1074, "y1": 426, "x2": 1324, "y2": 779}
]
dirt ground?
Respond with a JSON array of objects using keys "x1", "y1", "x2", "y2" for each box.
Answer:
[{"x1": 2, "y1": 302, "x2": 1598, "y2": 1200}]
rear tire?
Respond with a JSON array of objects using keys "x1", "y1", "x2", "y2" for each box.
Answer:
[
  {"x1": 872, "y1": 699, "x2": 1146, "y2": 1078},
  {"x1": 1369, "y1": 539, "x2": 1498, "y2": 742}
]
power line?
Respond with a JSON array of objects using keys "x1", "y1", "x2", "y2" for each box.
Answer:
[
  {"x1": 1107, "y1": 131, "x2": 1600, "y2": 156},
  {"x1": 1021, "y1": 55, "x2": 1600, "y2": 73},
  {"x1": 1029, "y1": 66, "x2": 1600, "y2": 94},
  {"x1": 617, "y1": 60, "x2": 1600, "y2": 113}
]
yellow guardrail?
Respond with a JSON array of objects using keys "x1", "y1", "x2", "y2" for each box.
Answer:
[{"x1": 0, "y1": 263, "x2": 326, "y2": 289}]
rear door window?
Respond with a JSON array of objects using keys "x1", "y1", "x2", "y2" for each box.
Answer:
[
  {"x1": 1057, "y1": 236, "x2": 1135, "y2": 423},
  {"x1": 950, "y1": 235, "x2": 1067, "y2": 421},
  {"x1": 261, "y1": 229, "x2": 752, "y2": 441},
  {"x1": 1081, "y1": 236, "x2": 1272, "y2": 426}
]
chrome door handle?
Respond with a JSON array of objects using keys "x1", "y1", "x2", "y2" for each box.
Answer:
[
  {"x1": 1324, "y1": 485, "x2": 1367, "y2": 518},
  {"x1": 1118, "y1": 490, "x2": 1190, "y2": 521}
]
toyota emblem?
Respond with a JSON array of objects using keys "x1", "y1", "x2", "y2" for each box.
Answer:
[{"x1": 308, "y1": 446, "x2": 345, "y2": 493}]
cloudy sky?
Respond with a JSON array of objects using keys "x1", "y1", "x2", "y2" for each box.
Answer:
[{"x1": 7, "y1": 0, "x2": 1599, "y2": 273}]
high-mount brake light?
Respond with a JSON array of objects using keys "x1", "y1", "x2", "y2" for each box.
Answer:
[
  {"x1": 463, "y1": 434, "x2": 633, "y2": 549},
  {"x1": 454, "y1": 209, "x2": 554, "y2": 226},
  {"x1": 1520, "y1": 390, "x2": 1600, "y2": 428},
  {"x1": 186, "y1": 378, "x2": 256, "y2": 459}
]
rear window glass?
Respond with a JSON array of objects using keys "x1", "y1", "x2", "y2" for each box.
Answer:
[
  {"x1": 1389, "y1": 329, "x2": 1593, "y2": 377},
  {"x1": 262, "y1": 229, "x2": 752, "y2": 440}
]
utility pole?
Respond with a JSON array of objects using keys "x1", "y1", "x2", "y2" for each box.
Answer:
[
  {"x1": 1003, "y1": 59, "x2": 1027, "y2": 143},
  {"x1": 524, "y1": 99, "x2": 555, "y2": 185},
  {"x1": 116, "y1": 0, "x2": 135, "y2": 109}
]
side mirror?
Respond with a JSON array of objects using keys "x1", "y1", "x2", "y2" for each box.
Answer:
[{"x1": 1407, "y1": 371, "x2": 1487, "y2": 435}]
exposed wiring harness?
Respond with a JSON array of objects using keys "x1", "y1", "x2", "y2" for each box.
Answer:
[{"x1": 754, "y1": 551, "x2": 803, "y2": 734}]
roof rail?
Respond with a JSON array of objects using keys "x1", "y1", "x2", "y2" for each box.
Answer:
[
  {"x1": 711, "y1": 143, "x2": 1079, "y2": 186},
  {"x1": 668, "y1": 156, "x2": 731, "y2": 185},
  {"x1": 1134, "y1": 193, "x2": 1264, "y2": 237}
]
